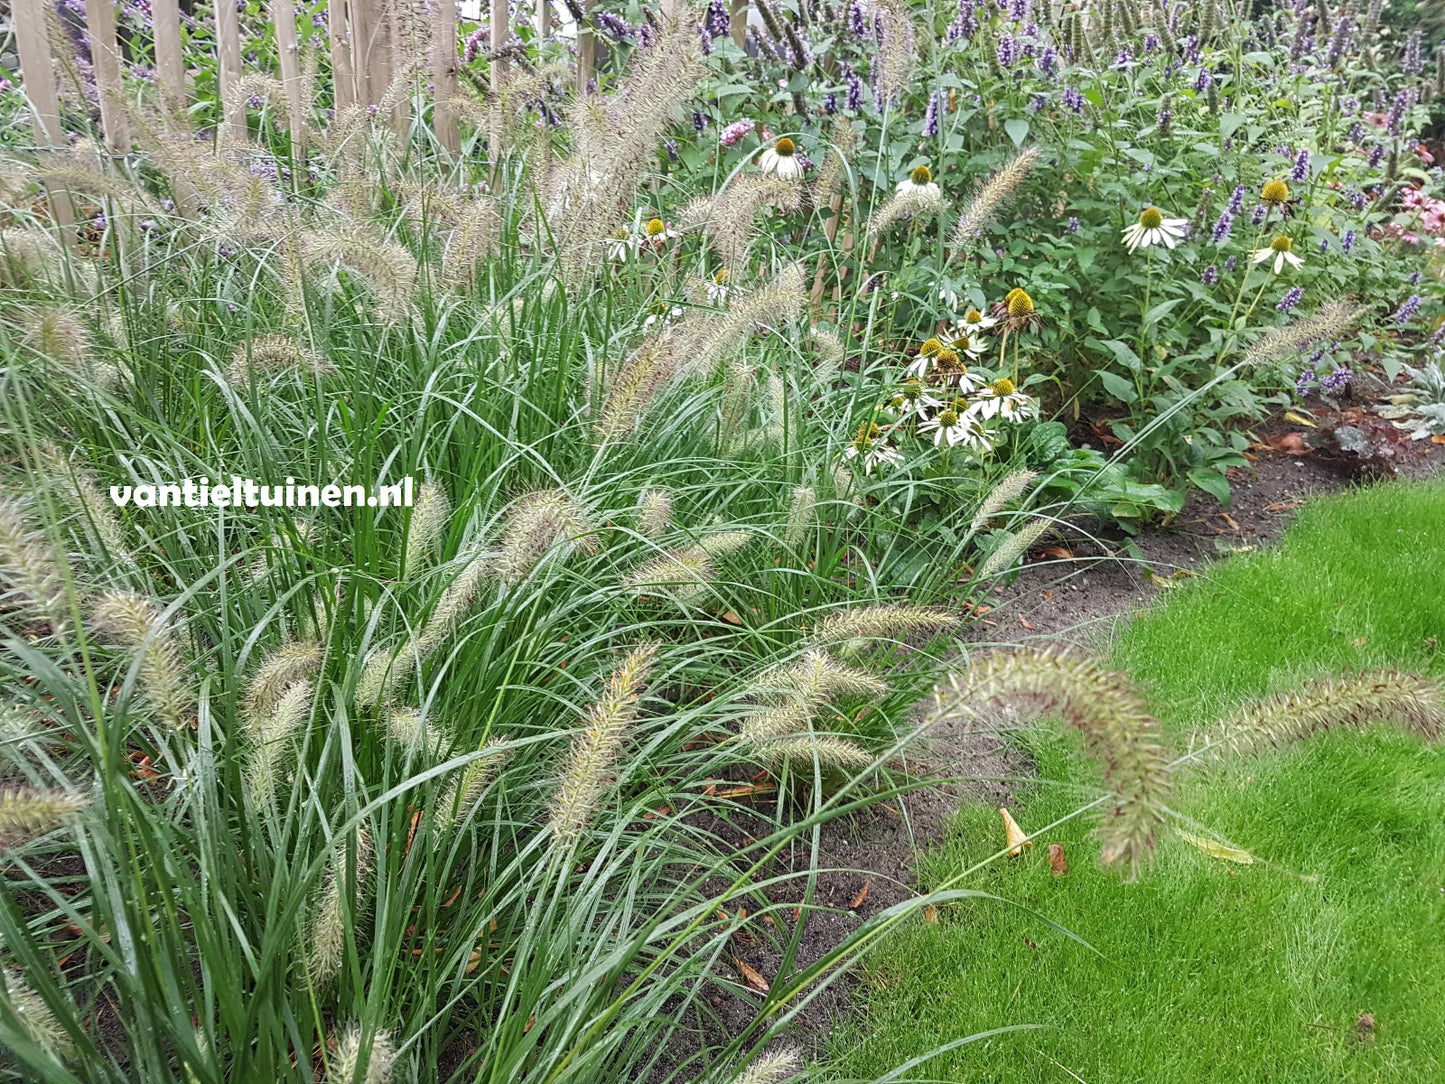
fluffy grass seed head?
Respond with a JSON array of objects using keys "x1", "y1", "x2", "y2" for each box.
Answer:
[
  {"x1": 1241, "y1": 299, "x2": 1356, "y2": 366},
  {"x1": 755, "y1": 649, "x2": 890, "y2": 705},
  {"x1": 949, "y1": 146, "x2": 1040, "y2": 253},
  {"x1": 970, "y1": 470, "x2": 1039, "y2": 533},
  {"x1": 496, "y1": 491, "x2": 598, "y2": 587},
  {"x1": 784, "y1": 485, "x2": 816, "y2": 550},
  {"x1": 869, "y1": 183, "x2": 947, "y2": 235},
  {"x1": 403, "y1": 482, "x2": 451, "y2": 581},
  {"x1": 242, "y1": 640, "x2": 324, "y2": 725},
  {"x1": 224, "y1": 334, "x2": 335, "y2": 386},
  {"x1": 0, "y1": 497, "x2": 68, "y2": 626},
  {"x1": 977, "y1": 516, "x2": 1051, "y2": 579},
  {"x1": 1, "y1": 969, "x2": 74, "y2": 1061},
  {"x1": 301, "y1": 225, "x2": 419, "y2": 325},
  {"x1": 308, "y1": 828, "x2": 374, "y2": 985},
  {"x1": 435, "y1": 736, "x2": 511, "y2": 831},
  {"x1": 549, "y1": 643, "x2": 659, "y2": 846},
  {"x1": 329, "y1": 1024, "x2": 394, "y2": 1084},
  {"x1": 937, "y1": 649, "x2": 1171, "y2": 875},
  {"x1": 1210, "y1": 672, "x2": 1444, "y2": 756},
  {"x1": 0, "y1": 788, "x2": 89, "y2": 852},
  {"x1": 733, "y1": 1049, "x2": 802, "y2": 1084},
  {"x1": 746, "y1": 733, "x2": 874, "y2": 771},
  {"x1": 636, "y1": 488, "x2": 673, "y2": 538},
  {"x1": 244, "y1": 679, "x2": 313, "y2": 806},
  {"x1": 805, "y1": 604, "x2": 958, "y2": 647},
  {"x1": 90, "y1": 590, "x2": 195, "y2": 726}
]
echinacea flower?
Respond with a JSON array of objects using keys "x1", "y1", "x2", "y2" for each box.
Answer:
[
  {"x1": 990, "y1": 288, "x2": 1043, "y2": 334},
  {"x1": 969, "y1": 376, "x2": 1037, "y2": 422},
  {"x1": 1260, "y1": 178, "x2": 1290, "y2": 206},
  {"x1": 895, "y1": 378, "x2": 942, "y2": 419},
  {"x1": 1252, "y1": 235, "x2": 1304, "y2": 273},
  {"x1": 843, "y1": 421, "x2": 902, "y2": 473},
  {"x1": 897, "y1": 164, "x2": 941, "y2": 201},
  {"x1": 758, "y1": 137, "x2": 804, "y2": 178},
  {"x1": 919, "y1": 406, "x2": 990, "y2": 449},
  {"x1": 640, "y1": 217, "x2": 678, "y2": 252},
  {"x1": 707, "y1": 268, "x2": 730, "y2": 304},
  {"x1": 1121, "y1": 207, "x2": 1189, "y2": 253},
  {"x1": 959, "y1": 307, "x2": 999, "y2": 332},
  {"x1": 606, "y1": 227, "x2": 634, "y2": 263}
]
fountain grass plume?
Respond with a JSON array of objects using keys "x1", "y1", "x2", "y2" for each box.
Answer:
[
  {"x1": 1, "y1": 968, "x2": 74, "y2": 1061},
  {"x1": 1210, "y1": 672, "x2": 1444, "y2": 756},
  {"x1": 977, "y1": 516, "x2": 1051, "y2": 579},
  {"x1": 937, "y1": 649, "x2": 1170, "y2": 875},
  {"x1": 733, "y1": 1049, "x2": 802, "y2": 1084},
  {"x1": 301, "y1": 225, "x2": 418, "y2": 325},
  {"x1": 784, "y1": 485, "x2": 815, "y2": 549},
  {"x1": 496, "y1": 491, "x2": 597, "y2": 587},
  {"x1": 19, "y1": 307, "x2": 91, "y2": 374},
  {"x1": 440, "y1": 198, "x2": 502, "y2": 292},
  {"x1": 34, "y1": 444, "x2": 136, "y2": 567},
  {"x1": 868, "y1": 185, "x2": 947, "y2": 236},
  {"x1": 746, "y1": 733, "x2": 874, "y2": 770},
  {"x1": 636, "y1": 488, "x2": 673, "y2": 538},
  {"x1": 0, "y1": 787, "x2": 89, "y2": 851},
  {"x1": 385, "y1": 707, "x2": 444, "y2": 755},
  {"x1": 679, "y1": 173, "x2": 802, "y2": 279},
  {"x1": 949, "y1": 147, "x2": 1040, "y2": 255},
  {"x1": 403, "y1": 483, "x2": 451, "y2": 581},
  {"x1": 243, "y1": 679, "x2": 313, "y2": 805},
  {"x1": 624, "y1": 531, "x2": 751, "y2": 602},
  {"x1": 811, "y1": 116, "x2": 858, "y2": 208},
  {"x1": 804, "y1": 604, "x2": 957, "y2": 647},
  {"x1": 308, "y1": 828, "x2": 374, "y2": 985},
  {"x1": 329, "y1": 1024, "x2": 394, "y2": 1083},
  {"x1": 224, "y1": 335, "x2": 335, "y2": 386},
  {"x1": 755, "y1": 649, "x2": 890, "y2": 704},
  {"x1": 873, "y1": 0, "x2": 917, "y2": 107},
  {"x1": 549, "y1": 643, "x2": 659, "y2": 845},
  {"x1": 89, "y1": 590, "x2": 195, "y2": 727},
  {"x1": 243, "y1": 640, "x2": 325, "y2": 724},
  {"x1": 435, "y1": 736, "x2": 511, "y2": 830},
  {"x1": 969, "y1": 470, "x2": 1039, "y2": 534},
  {"x1": 0, "y1": 497, "x2": 68, "y2": 626},
  {"x1": 1240, "y1": 300, "x2": 1356, "y2": 366}
]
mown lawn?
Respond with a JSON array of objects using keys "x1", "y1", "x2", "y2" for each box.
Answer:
[{"x1": 828, "y1": 480, "x2": 1445, "y2": 1083}]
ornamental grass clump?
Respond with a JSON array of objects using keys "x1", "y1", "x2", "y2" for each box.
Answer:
[{"x1": 89, "y1": 590, "x2": 195, "y2": 727}]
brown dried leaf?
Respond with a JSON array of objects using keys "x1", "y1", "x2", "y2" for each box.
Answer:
[
  {"x1": 849, "y1": 879, "x2": 871, "y2": 910},
  {"x1": 1047, "y1": 842, "x2": 1068, "y2": 876},
  {"x1": 734, "y1": 957, "x2": 770, "y2": 993}
]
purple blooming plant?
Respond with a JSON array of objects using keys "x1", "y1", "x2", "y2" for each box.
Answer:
[
  {"x1": 1211, "y1": 212, "x2": 1232, "y2": 244},
  {"x1": 1290, "y1": 148, "x2": 1311, "y2": 183},
  {"x1": 1320, "y1": 365, "x2": 1352, "y2": 396},
  {"x1": 1394, "y1": 295, "x2": 1423, "y2": 325},
  {"x1": 1277, "y1": 286, "x2": 1303, "y2": 312}
]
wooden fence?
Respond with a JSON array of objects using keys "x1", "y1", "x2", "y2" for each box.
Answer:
[{"x1": 10, "y1": 0, "x2": 753, "y2": 167}]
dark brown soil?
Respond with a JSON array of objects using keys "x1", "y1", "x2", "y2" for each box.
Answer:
[{"x1": 666, "y1": 423, "x2": 1445, "y2": 1074}]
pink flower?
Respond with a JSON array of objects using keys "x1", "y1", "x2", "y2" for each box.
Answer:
[{"x1": 718, "y1": 119, "x2": 756, "y2": 147}]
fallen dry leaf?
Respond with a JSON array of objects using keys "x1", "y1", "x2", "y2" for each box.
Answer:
[
  {"x1": 1220, "y1": 513, "x2": 1239, "y2": 530},
  {"x1": 1268, "y1": 432, "x2": 1312, "y2": 456},
  {"x1": 1039, "y1": 545, "x2": 1074, "y2": 560},
  {"x1": 923, "y1": 904, "x2": 939, "y2": 924},
  {"x1": 1043, "y1": 590, "x2": 1054, "y2": 602},
  {"x1": 734, "y1": 958, "x2": 770, "y2": 993},
  {"x1": 1000, "y1": 807, "x2": 1031, "y2": 856},
  {"x1": 1047, "y1": 843, "x2": 1068, "y2": 876},
  {"x1": 849, "y1": 879, "x2": 871, "y2": 910},
  {"x1": 720, "y1": 610, "x2": 744, "y2": 626},
  {"x1": 1019, "y1": 617, "x2": 1036, "y2": 631},
  {"x1": 1432, "y1": 435, "x2": 1445, "y2": 445}
]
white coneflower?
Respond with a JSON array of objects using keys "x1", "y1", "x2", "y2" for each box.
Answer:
[
  {"x1": 758, "y1": 137, "x2": 804, "y2": 179},
  {"x1": 783, "y1": 485, "x2": 815, "y2": 550},
  {"x1": 308, "y1": 829, "x2": 374, "y2": 985},
  {"x1": 636, "y1": 488, "x2": 673, "y2": 538},
  {"x1": 968, "y1": 377, "x2": 1037, "y2": 422},
  {"x1": 549, "y1": 644, "x2": 658, "y2": 846},
  {"x1": 949, "y1": 146, "x2": 1040, "y2": 253},
  {"x1": 1252, "y1": 234, "x2": 1304, "y2": 274},
  {"x1": 639, "y1": 216, "x2": 680, "y2": 252},
  {"x1": 843, "y1": 422, "x2": 902, "y2": 475},
  {"x1": 805, "y1": 604, "x2": 957, "y2": 646},
  {"x1": 706, "y1": 268, "x2": 731, "y2": 305},
  {"x1": 957, "y1": 307, "x2": 999, "y2": 333},
  {"x1": 893, "y1": 379, "x2": 943, "y2": 421},
  {"x1": 978, "y1": 517, "x2": 1051, "y2": 579},
  {"x1": 0, "y1": 497, "x2": 67, "y2": 625},
  {"x1": 896, "y1": 163, "x2": 941, "y2": 201},
  {"x1": 969, "y1": 470, "x2": 1039, "y2": 533},
  {"x1": 0, "y1": 787, "x2": 89, "y2": 851},
  {"x1": 1120, "y1": 206, "x2": 1189, "y2": 253},
  {"x1": 434, "y1": 736, "x2": 510, "y2": 830},
  {"x1": 496, "y1": 490, "x2": 598, "y2": 587},
  {"x1": 918, "y1": 405, "x2": 989, "y2": 449},
  {"x1": 1, "y1": 969, "x2": 74, "y2": 1061},
  {"x1": 606, "y1": 226, "x2": 635, "y2": 264},
  {"x1": 402, "y1": 482, "x2": 451, "y2": 581},
  {"x1": 329, "y1": 1024, "x2": 394, "y2": 1084},
  {"x1": 90, "y1": 590, "x2": 195, "y2": 727}
]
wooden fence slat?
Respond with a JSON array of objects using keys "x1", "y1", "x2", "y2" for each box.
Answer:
[
  {"x1": 328, "y1": 0, "x2": 357, "y2": 111},
  {"x1": 215, "y1": 0, "x2": 246, "y2": 139},
  {"x1": 433, "y1": 0, "x2": 460, "y2": 153},
  {"x1": 576, "y1": 1, "x2": 594, "y2": 95},
  {"x1": 83, "y1": 0, "x2": 131, "y2": 153},
  {"x1": 12, "y1": 0, "x2": 77, "y2": 234},
  {"x1": 273, "y1": 0, "x2": 307, "y2": 155},
  {"x1": 355, "y1": 0, "x2": 391, "y2": 107},
  {"x1": 489, "y1": 0, "x2": 507, "y2": 168},
  {"x1": 151, "y1": 0, "x2": 186, "y2": 112},
  {"x1": 730, "y1": 0, "x2": 747, "y2": 47},
  {"x1": 535, "y1": 0, "x2": 548, "y2": 37}
]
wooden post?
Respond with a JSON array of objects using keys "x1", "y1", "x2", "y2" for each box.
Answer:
[
  {"x1": 151, "y1": 0, "x2": 186, "y2": 113},
  {"x1": 433, "y1": 0, "x2": 460, "y2": 154},
  {"x1": 83, "y1": 0, "x2": 131, "y2": 154},
  {"x1": 328, "y1": 0, "x2": 357, "y2": 112},
  {"x1": 535, "y1": 0, "x2": 548, "y2": 37},
  {"x1": 12, "y1": 0, "x2": 76, "y2": 235},
  {"x1": 354, "y1": 0, "x2": 393, "y2": 108},
  {"x1": 388, "y1": 0, "x2": 411, "y2": 136},
  {"x1": 489, "y1": 0, "x2": 508, "y2": 168},
  {"x1": 576, "y1": 1, "x2": 594, "y2": 94},
  {"x1": 273, "y1": 0, "x2": 308, "y2": 155},
  {"x1": 730, "y1": 0, "x2": 747, "y2": 47},
  {"x1": 216, "y1": 0, "x2": 246, "y2": 139}
]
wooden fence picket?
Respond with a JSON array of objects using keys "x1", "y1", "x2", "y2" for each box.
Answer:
[
  {"x1": 11, "y1": 0, "x2": 76, "y2": 235},
  {"x1": 215, "y1": 0, "x2": 246, "y2": 139},
  {"x1": 151, "y1": 0, "x2": 187, "y2": 112},
  {"x1": 83, "y1": 0, "x2": 131, "y2": 153},
  {"x1": 273, "y1": 0, "x2": 308, "y2": 155},
  {"x1": 328, "y1": 0, "x2": 358, "y2": 111},
  {"x1": 433, "y1": 0, "x2": 461, "y2": 153}
]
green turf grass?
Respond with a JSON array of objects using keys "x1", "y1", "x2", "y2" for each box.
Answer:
[{"x1": 827, "y1": 480, "x2": 1445, "y2": 1083}]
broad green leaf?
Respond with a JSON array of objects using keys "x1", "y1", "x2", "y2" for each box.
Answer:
[{"x1": 1004, "y1": 118, "x2": 1030, "y2": 147}]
